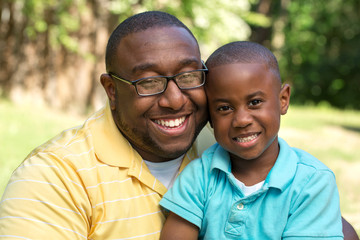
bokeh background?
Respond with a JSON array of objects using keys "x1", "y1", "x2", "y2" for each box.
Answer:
[{"x1": 0, "y1": 0, "x2": 359, "y2": 235}]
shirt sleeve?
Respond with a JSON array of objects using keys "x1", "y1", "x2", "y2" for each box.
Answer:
[
  {"x1": 0, "y1": 153, "x2": 91, "y2": 239},
  {"x1": 283, "y1": 168, "x2": 344, "y2": 239},
  {"x1": 160, "y1": 157, "x2": 207, "y2": 229}
]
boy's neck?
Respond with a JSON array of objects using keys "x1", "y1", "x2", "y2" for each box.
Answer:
[{"x1": 230, "y1": 142, "x2": 280, "y2": 186}]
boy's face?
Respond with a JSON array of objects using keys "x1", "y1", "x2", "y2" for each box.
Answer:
[{"x1": 206, "y1": 63, "x2": 290, "y2": 164}]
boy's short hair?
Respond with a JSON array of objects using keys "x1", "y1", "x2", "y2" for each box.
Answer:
[
  {"x1": 205, "y1": 41, "x2": 281, "y2": 82},
  {"x1": 106, "y1": 11, "x2": 198, "y2": 72}
]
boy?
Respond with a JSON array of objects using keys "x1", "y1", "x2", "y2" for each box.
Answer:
[{"x1": 159, "y1": 41, "x2": 344, "y2": 239}]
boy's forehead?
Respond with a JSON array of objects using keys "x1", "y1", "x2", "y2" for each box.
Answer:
[
  {"x1": 208, "y1": 63, "x2": 273, "y2": 81},
  {"x1": 206, "y1": 63, "x2": 281, "y2": 93},
  {"x1": 209, "y1": 62, "x2": 269, "y2": 71}
]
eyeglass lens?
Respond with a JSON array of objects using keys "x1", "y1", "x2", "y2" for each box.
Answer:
[{"x1": 136, "y1": 71, "x2": 205, "y2": 95}]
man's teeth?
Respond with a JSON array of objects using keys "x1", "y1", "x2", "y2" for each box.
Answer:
[
  {"x1": 154, "y1": 117, "x2": 186, "y2": 128},
  {"x1": 235, "y1": 134, "x2": 258, "y2": 143}
]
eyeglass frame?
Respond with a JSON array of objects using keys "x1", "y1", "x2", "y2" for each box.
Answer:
[{"x1": 108, "y1": 60, "x2": 208, "y2": 96}]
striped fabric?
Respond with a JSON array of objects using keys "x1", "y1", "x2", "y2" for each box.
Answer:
[{"x1": 0, "y1": 103, "x2": 200, "y2": 239}]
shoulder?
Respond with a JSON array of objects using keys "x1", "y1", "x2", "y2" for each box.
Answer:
[
  {"x1": 186, "y1": 143, "x2": 217, "y2": 167},
  {"x1": 278, "y1": 140, "x2": 337, "y2": 193},
  {"x1": 279, "y1": 138, "x2": 333, "y2": 173},
  {"x1": 189, "y1": 143, "x2": 223, "y2": 172},
  {"x1": 291, "y1": 146, "x2": 333, "y2": 174},
  {"x1": 14, "y1": 108, "x2": 108, "y2": 184},
  {"x1": 179, "y1": 143, "x2": 222, "y2": 184},
  {"x1": 27, "y1": 123, "x2": 96, "y2": 169}
]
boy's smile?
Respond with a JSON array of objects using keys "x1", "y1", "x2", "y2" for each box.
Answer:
[{"x1": 206, "y1": 63, "x2": 290, "y2": 170}]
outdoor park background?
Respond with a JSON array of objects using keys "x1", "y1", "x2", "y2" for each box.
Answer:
[{"x1": 0, "y1": 0, "x2": 359, "y2": 235}]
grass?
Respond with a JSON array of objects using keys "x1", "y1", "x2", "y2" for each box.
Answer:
[
  {"x1": 0, "y1": 99, "x2": 84, "y2": 193},
  {"x1": 279, "y1": 105, "x2": 360, "y2": 234},
  {"x1": 0, "y1": 99, "x2": 359, "y2": 235}
]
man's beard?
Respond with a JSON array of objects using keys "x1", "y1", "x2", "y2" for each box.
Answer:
[{"x1": 114, "y1": 114, "x2": 204, "y2": 160}]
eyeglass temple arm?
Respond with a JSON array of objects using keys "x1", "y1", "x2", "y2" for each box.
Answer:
[
  {"x1": 201, "y1": 60, "x2": 208, "y2": 71},
  {"x1": 109, "y1": 74, "x2": 133, "y2": 85}
]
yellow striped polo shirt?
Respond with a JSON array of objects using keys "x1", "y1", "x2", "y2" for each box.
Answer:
[{"x1": 0, "y1": 102, "x2": 200, "y2": 239}]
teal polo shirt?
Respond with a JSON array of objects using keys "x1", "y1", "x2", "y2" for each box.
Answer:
[{"x1": 160, "y1": 138, "x2": 343, "y2": 239}]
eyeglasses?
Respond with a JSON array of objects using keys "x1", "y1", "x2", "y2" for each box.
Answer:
[{"x1": 108, "y1": 61, "x2": 208, "y2": 96}]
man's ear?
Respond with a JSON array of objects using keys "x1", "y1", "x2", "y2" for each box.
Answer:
[
  {"x1": 279, "y1": 83, "x2": 291, "y2": 115},
  {"x1": 100, "y1": 74, "x2": 116, "y2": 110}
]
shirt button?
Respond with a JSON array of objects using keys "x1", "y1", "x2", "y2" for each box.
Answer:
[{"x1": 237, "y1": 203, "x2": 244, "y2": 210}]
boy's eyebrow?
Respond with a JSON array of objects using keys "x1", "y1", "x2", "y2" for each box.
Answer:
[
  {"x1": 210, "y1": 91, "x2": 266, "y2": 103},
  {"x1": 211, "y1": 97, "x2": 230, "y2": 103},
  {"x1": 247, "y1": 91, "x2": 266, "y2": 98}
]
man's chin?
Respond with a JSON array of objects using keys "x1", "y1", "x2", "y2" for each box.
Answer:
[{"x1": 152, "y1": 141, "x2": 193, "y2": 161}]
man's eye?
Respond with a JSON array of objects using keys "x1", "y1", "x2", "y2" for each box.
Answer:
[
  {"x1": 249, "y1": 99, "x2": 262, "y2": 106},
  {"x1": 177, "y1": 73, "x2": 201, "y2": 87},
  {"x1": 138, "y1": 78, "x2": 162, "y2": 89}
]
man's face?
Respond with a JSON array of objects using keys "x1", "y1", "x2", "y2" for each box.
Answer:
[
  {"x1": 102, "y1": 27, "x2": 208, "y2": 162},
  {"x1": 206, "y1": 63, "x2": 290, "y2": 164}
]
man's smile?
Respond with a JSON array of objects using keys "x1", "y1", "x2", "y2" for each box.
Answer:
[{"x1": 154, "y1": 116, "x2": 187, "y2": 129}]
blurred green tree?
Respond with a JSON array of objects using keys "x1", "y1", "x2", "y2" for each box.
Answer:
[
  {"x1": 0, "y1": 0, "x2": 359, "y2": 111},
  {"x1": 276, "y1": 0, "x2": 360, "y2": 109},
  {"x1": 0, "y1": 0, "x2": 260, "y2": 112}
]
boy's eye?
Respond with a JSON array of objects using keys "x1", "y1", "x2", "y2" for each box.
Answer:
[
  {"x1": 218, "y1": 105, "x2": 232, "y2": 111},
  {"x1": 249, "y1": 99, "x2": 262, "y2": 106}
]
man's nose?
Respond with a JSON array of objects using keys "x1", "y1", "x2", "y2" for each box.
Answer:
[{"x1": 158, "y1": 80, "x2": 186, "y2": 110}]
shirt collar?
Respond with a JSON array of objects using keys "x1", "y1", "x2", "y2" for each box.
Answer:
[
  {"x1": 208, "y1": 138, "x2": 298, "y2": 192},
  {"x1": 209, "y1": 143, "x2": 232, "y2": 173},
  {"x1": 264, "y1": 137, "x2": 298, "y2": 191},
  {"x1": 89, "y1": 101, "x2": 200, "y2": 195},
  {"x1": 91, "y1": 102, "x2": 142, "y2": 168}
]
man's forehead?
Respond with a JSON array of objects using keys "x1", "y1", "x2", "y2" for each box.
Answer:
[
  {"x1": 113, "y1": 26, "x2": 200, "y2": 74},
  {"x1": 120, "y1": 26, "x2": 197, "y2": 47}
]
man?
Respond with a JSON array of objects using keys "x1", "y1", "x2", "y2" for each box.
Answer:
[
  {"x1": 0, "y1": 11, "x2": 357, "y2": 240},
  {"x1": 0, "y1": 11, "x2": 207, "y2": 239}
]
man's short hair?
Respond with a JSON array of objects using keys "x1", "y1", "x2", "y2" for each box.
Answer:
[
  {"x1": 106, "y1": 11, "x2": 197, "y2": 72},
  {"x1": 205, "y1": 41, "x2": 281, "y2": 82}
]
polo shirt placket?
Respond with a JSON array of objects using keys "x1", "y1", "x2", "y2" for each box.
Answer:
[{"x1": 225, "y1": 174, "x2": 268, "y2": 237}]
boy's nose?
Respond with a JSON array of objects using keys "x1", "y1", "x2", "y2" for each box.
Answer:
[{"x1": 232, "y1": 109, "x2": 252, "y2": 128}]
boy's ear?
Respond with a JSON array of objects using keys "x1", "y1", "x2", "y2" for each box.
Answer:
[{"x1": 279, "y1": 83, "x2": 291, "y2": 115}]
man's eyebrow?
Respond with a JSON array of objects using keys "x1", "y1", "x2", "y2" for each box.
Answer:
[
  {"x1": 178, "y1": 58, "x2": 200, "y2": 67},
  {"x1": 131, "y1": 58, "x2": 200, "y2": 74},
  {"x1": 132, "y1": 63, "x2": 157, "y2": 74}
]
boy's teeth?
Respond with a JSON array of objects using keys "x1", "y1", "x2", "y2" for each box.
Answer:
[
  {"x1": 235, "y1": 134, "x2": 258, "y2": 143},
  {"x1": 155, "y1": 117, "x2": 186, "y2": 128}
]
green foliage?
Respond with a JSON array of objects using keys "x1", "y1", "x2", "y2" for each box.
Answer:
[
  {"x1": 18, "y1": 0, "x2": 268, "y2": 58},
  {"x1": 22, "y1": 0, "x2": 86, "y2": 52},
  {"x1": 0, "y1": 99, "x2": 83, "y2": 196},
  {"x1": 4, "y1": 0, "x2": 359, "y2": 110},
  {"x1": 278, "y1": 0, "x2": 360, "y2": 109},
  {"x1": 160, "y1": 0, "x2": 260, "y2": 57}
]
